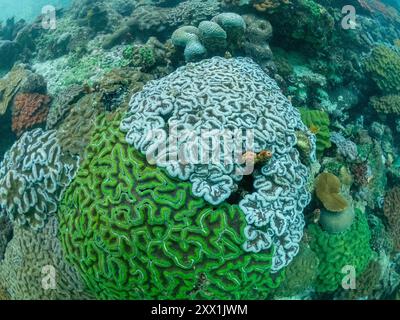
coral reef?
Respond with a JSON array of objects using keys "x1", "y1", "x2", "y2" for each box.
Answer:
[
  {"x1": 0, "y1": 129, "x2": 79, "y2": 230},
  {"x1": 12, "y1": 93, "x2": 51, "y2": 136},
  {"x1": 121, "y1": 57, "x2": 316, "y2": 272},
  {"x1": 0, "y1": 217, "x2": 91, "y2": 300},
  {"x1": 308, "y1": 209, "x2": 373, "y2": 293},
  {"x1": 58, "y1": 114, "x2": 284, "y2": 300}
]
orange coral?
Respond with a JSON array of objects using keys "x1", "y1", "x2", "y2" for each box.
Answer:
[
  {"x1": 384, "y1": 187, "x2": 400, "y2": 251},
  {"x1": 12, "y1": 93, "x2": 50, "y2": 137}
]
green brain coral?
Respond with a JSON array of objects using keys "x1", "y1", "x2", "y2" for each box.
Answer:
[
  {"x1": 299, "y1": 108, "x2": 331, "y2": 156},
  {"x1": 58, "y1": 114, "x2": 284, "y2": 300},
  {"x1": 307, "y1": 209, "x2": 372, "y2": 293},
  {"x1": 365, "y1": 45, "x2": 400, "y2": 94}
]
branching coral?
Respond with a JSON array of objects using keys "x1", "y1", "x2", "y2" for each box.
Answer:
[
  {"x1": 383, "y1": 187, "x2": 400, "y2": 251},
  {"x1": 121, "y1": 57, "x2": 316, "y2": 272},
  {"x1": 12, "y1": 93, "x2": 51, "y2": 136},
  {"x1": 58, "y1": 114, "x2": 284, "y2": 300},
  {"x1": 308, "y1": 209, "x2": 372, "y2": 293},
  {"x1": 0, "y1": 129, "x2": 79, "y2": 230},
  {"x1": 365, "y1": 45, "x2": 400, "y2": 95},
  {"x1": 370, "y1": 95, "x2": 400, "y2": 114},
  {"x1": 0, "y1": 217, "x2": 91, "y2": 300}
]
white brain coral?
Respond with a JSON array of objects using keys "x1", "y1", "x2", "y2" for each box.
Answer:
[
  {"x1": 0, "y1": 129, "x2": 79, "y2": 230},
  {"x1": 120, "y1": 57, "x2": 316, "y2": 271}
]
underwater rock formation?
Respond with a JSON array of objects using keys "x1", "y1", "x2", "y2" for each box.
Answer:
[
  {"x1": 58, "y1": 114, "x2": 284, "y2": 299},
  {"x1": 0, "y1": 129, "x2": 79, "y2": 230},
  {"x1": 121, "y1": 56, "x2": 316, "y2": 271}
]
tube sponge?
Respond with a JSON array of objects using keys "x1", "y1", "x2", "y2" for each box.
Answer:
[
  {"x1": 0, "y1": 129, "x2": 79, "y2": 230},
  {"x1": 58, "y1": 114, "x2": 284, "y2": 300}
]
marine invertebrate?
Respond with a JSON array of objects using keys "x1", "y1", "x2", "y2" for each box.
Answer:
[
  {"x1": 58, "y1": 114, "x2": 284, "y2": 300},
  {"x1": 365, "y1": 45, "x2": 400, "y2": 94},
  {"x1": 330, "y1": 132, "x2": 358, "y2": 161},
  {"x1": 308, "y1": 209, "x2": 372, "y2": 292},
  {"x1": 319, "y1": 204, "x2": 355, "y2": 234},
  {"x1": 0, "y1": 217, "x2": 91, "y2": 300},
  {"x1": 0, "y1": 65, "x2": 29, "y2": 115},
  {"x1": 46, "y1": 85, "x2": 85, "y2": 129},
  {"x1": 121, "y1": 57, "x2": 316, "y2": 272},
  {"x1": 56, "y1": 93, "x2": 102, "y2": 158},
  {"x1": 0, "y1": 215, "x2": 12, "y2": 261},
  {"x1": 315, "y1": 172, "x2": 348, "y2": 212},
  {"x1": 370, "y1": 95, "x2": 400, "y2": 114},
  {"x1": 171, "y1": 13, "x2": 245, "y2": 62},
  {"x1": 12, "y1": 93, "x2": 51, "y2": 136},
  {"x1": 253, "y1": 0, "x2": 291, "y2": 12},
  {"x1": 383, "y1": 187, "x2": 400, "y2": 251},
  {"x1": 274, "y1": 242, "x2": 319, "y2": 297},
  {"x1": 299, "y1": 108, "x2": 331, "y2": 157},
  {"x1": 0, "y1": 129, "x2": 79, "y2": 230}
]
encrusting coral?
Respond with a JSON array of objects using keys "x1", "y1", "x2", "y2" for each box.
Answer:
[
  {"x1": 0, "y1": 217, "x2": 91, "y2": 300},
  {"x1": 121, "y1": 56, "x2": 316, "y2": 272},
  {"x1": 58, "y1": 114, "x2": 284, "y2": 300},
  {"x1": 0, "y1": 129, "x2": 79, "y2": 230},
  {"x1": 12, "y1": 93, "x2": 51, "y2": 136}
]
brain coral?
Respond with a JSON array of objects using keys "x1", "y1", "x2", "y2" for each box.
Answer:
[
  {"x1": 365, "y1": 45, "x2": 400, "y2": 94},
  {"x1": 0, "y1": 129, "x2": 79, "y2": 230},
  {"x1": 58, "y1": 114, "x2": 284, "y2": 300},
  {"x1": 120, "y1": 57, "x2": 316, "y2": 272},
  {"x1": 12, "y1": 93, "x2": 51, "y2": 137},
  {"x1": 0, "y1": 217, "x2": 91, "y2": 300},
  {"x1": 307, "y1": 209, "x2": 372, "y2": 293}
]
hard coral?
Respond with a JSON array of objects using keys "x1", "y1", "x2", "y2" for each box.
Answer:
[
  {"x1": 365, "y1": 45, "x2": 400, "y2": 95},
  {"x1": 121, "y1": 57, "x2": 316, "y2": 272},
  {"x1": 0, "y1": 217, "x2": 91, "y2": 300},
  {"x1": 0, "y1": 129, "x2": 79, "y2": 230},
  {"x1": 308, "y1": 209, "x2": 372, "y2": 293},
  {"x1": 383, "y1": 187, "x2": 400, "y2": 251},
  {"x1": 315, "y1": 172, "x2": 348, "y2": 212},
  {"x1": 370, "y1": 95, "x2": 400, "y2": 114},
  {"x1": 58, "y1": 114, "x2": 284, "y2": 300},
  {"x1": 12, "y1": 93, "x2": 50, "y2": 136}
]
